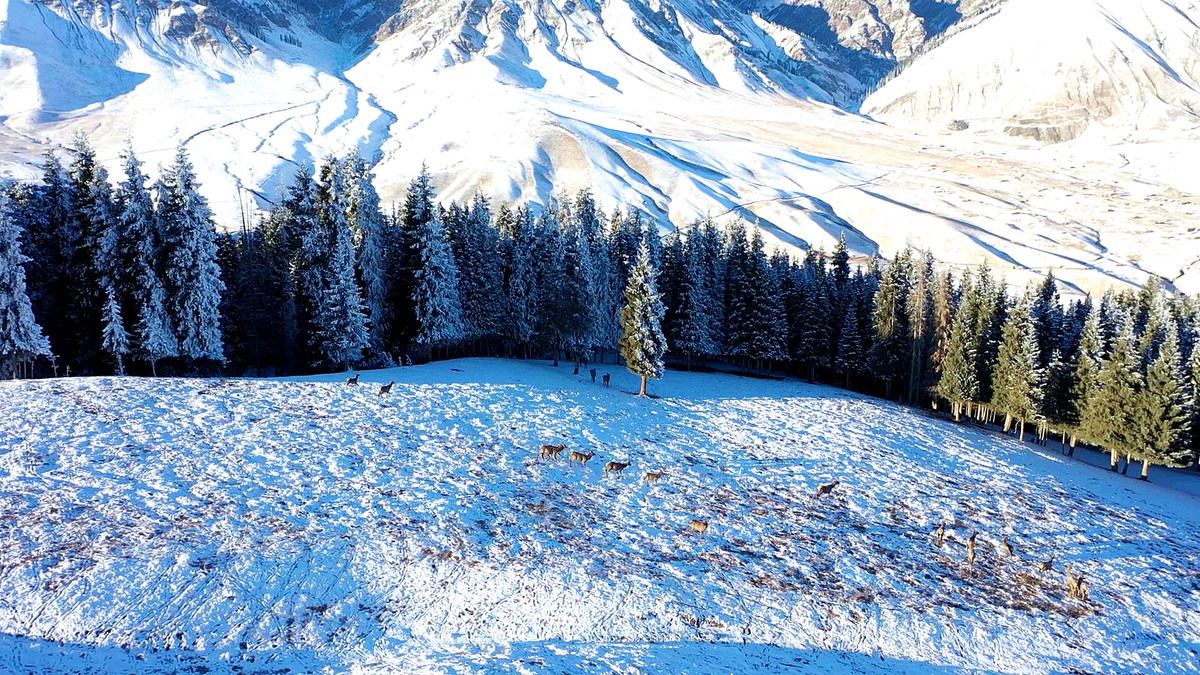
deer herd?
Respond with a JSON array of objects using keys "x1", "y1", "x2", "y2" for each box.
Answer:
[{"x1": 935, "y1": 525, "x2": 1091, "y2": 603}]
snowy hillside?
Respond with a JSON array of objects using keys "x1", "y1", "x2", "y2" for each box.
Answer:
[
  {"x1": 1, "y1": 359, "x2": 1198, "y2": 672},
  {"x1": 2, "y1": 0, "x2": 1200, "y2": 294}
]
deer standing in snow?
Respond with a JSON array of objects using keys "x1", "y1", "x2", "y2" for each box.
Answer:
[
  {"x1": 690, "y1": 519, "x2": 709, "y2": 537},
  {"x1": 1002, "y1": 535, "x2": 1015, "y2": 558},
  {"x1": 603, "y1": 374, "x2": 611, "y2": 387},
  {"x1": 966, "y1": 530, "x2": 978, "y2": 566},
  {"x1": 540, "y1": 444, "x2": 566, "y2": 460},
  {"x1": 604, "y1": 461, "x2": 631, "y2": 476},
  {"x1": 346, "y1": 373, "x2": 360, "y2": 385},
  {"x1": 570, "y1": 449, "x2": 596, "y2": 466},
  {"x1": 644, "y1": 470, "x2": 666, "y2": 483},
  {"x1": 934, "y1": 523, "x2": 946, "y2": 548},
  {"x1": 814, "y1": 480, "x2": 840, "y2": 499},
  {"x1": 378, "y1": 381, "x2": 394, "y2": 396},
  {"x1": 1039, "y1": 556, "x2": 1055, "y2": 574},
  {"x1": 590, "y1": 368, "x2": 597, "y2": 384}
]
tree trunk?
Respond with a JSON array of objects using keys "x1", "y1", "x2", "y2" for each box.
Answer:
[
  {"x1": 953, "y1": 401, "x2": 961, "y2": 422},
  {"x1": 1018, "y1": 419, "x2": 1025, "y2": 442},
  {"x1": 1141, "y1": 458, "x2": 1150, "y2": 481},
  {"x1": 1122, "y1": 454, "x2": 1132, "y2": 475},
  {"x1": 1110, "y1": 448, "x2": 1120, "y2": 471},
  {"x1": 1003, "y1": 413, "x2": 1013, "y2": 433},
  {"x1": 639, "y1": 375, "x2": 648, "y2": 397}
]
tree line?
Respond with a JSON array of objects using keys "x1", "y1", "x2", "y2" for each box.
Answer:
[{"x1": 1, "y1": 139, "x2": 1197, "y2": 478}]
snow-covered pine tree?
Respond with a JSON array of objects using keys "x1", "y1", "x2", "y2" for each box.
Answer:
[
  {"x1": 101, "y1": 284, "x2": 129, "y2": 375},
  {"x1": 930, "y1": 268, "x2": 956, "y2": 377},
  {"x1": 346, "y1": 152, "x2": 393, "y2": 364},
  {"x1": 0, "y1": 190, "x2": 52, "y2": 378},
  {"x1": 501, "y1": 204, "x2": 538, "y2": 357},
  {"x1": 409, "y1": 200, "x2": 464, "y2": 355},
  {"x1": 905, "y1": 251, "x2": 937, "y2": 402},
  {"x1": 533, "y1": 206, "x2": 568, "y2": 362},
  {"x1": 314, "y1": 158, "x2": 370, "y2": 369},
  {"x1": 25, "y1": 153, "x2": 76, "y2": 371},
  {"x1": 1131, "y1": 329, "x2": 1192, "y2": 480},
  {"x1": 794, "y1": 256, "x2": 832, "y2": 381},
  {"x1": 1031, "y1": 272, "x2": 1063, "y2": 371},
  {"x1": 65, "y1": 138, "x2": 114, "y2": 370},
  {"x1": 1067, "y1": 304, "x2": 1103, "y2": 450},
  {"x1": 870, "y1": 249, "x2": 914, "y2": 398},
  {"x1": 991, "y1": 289, "x2": 1044, "y2": 441},
  {"x1": 620, "y1": 242, "x2": 668, "y2": 396},
  {"x1": 670, "y1": 223, "x2": 718, "y2": 366},
  {"x1": 138, "y1": 273, "x2": 175, "y2": 377},
  {"x1": 834, "y1": 300, "x2": 864, "y2": 387},
  {"x1": 561, "y1": 216, "x2": 598, "y2": 366},
  {"x1": 446, "y1": 193, "x2": 504, "y2": 349},
  {"x1": 157, "y1": 146, "x2": 225, "y2": 364}
]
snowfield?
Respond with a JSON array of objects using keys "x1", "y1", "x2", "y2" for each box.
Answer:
[{"x1": 1, "y1": 359, "x2": 1198, "y2": 673}]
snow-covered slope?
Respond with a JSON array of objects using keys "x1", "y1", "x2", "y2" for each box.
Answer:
[
  {"x1": 1, "y1": 0, "x2": 1200, "y2": 295},
  {"x1": 863, "y1": 0, "x2": 1200, "y2": 141},
  {"x1": 0, "y1": 359, "x2": 1198, "y2": 672}
]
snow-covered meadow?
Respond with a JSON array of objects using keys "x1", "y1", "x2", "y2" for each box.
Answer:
[{"x1": 0, "y1": 359, "x2": 1198, "y2": 673}]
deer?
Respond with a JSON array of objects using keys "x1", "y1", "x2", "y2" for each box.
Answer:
[
  {"x1": 570, "y1": 449, "x2": 596, "y2": 466},
  {"x1": 346, "y1": 373, "x2": 360, "y2": 386},
  {"x1": 644, "y1": 470, "x2": 666, "y2": 483},
  {"x1": 814, "y1": 480, "x2": 840, "y2": 499},
  {"x1": 1065, "y1": 565, "x2": 1083, "y2": 600},
  {"x1": 690, "y1": 519, "x2": 709, "y2": 537},
  {"x1": 1002, "y1": 535, "x2": 1015, "y2": 558},
  {"x1": 966, "y1": 530, "x2": 978, "y2": 566},
  {"x1": 1039, "y1": 556, "x2": 1055, "y2": 574},
  {"x1": 590, "y1": 368, "x2": 597, "y2": 384},
  {"x1": 603, "y1": 373, "x2": 611, "y2": 387},
  {"x1": 934, "y1": 523, "x2": 946, "y2": 548},
  {"x1": 540, "y1": 443, "x2": 566, "y2": 461},
  {"x1": 378, "y1": 381, "x2": 394, "y2": 396},
  {"x1": 604, "y1": 460, "x2": 631, "y2": 476}
]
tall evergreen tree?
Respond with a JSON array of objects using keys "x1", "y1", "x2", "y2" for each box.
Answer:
[
  {"x1": 620, "y1": 242, "x2": 668, "y2": 397},
  {"x1": 991, "y1": 290, "x2": 1044, "y2": 440},
  {"x1": 0, "y1": 191, "x2": 52, "y2": 377},
  {"x1": 1088, "y1": 328, "x2": 1143, "y2": 471},
  {"x1": 101, "y1": 284, "x2": 130, "y2": 375},
  {"x1": 409, "y1": 203, "x2": 464, "y2": 353},
  {"x1": 313, "y1": 158, "x2": 370, "y2": 369},
  {"x1": 1132, "y1": 330, "x2": 1192, "y2": 479},
  {"x1": 157, "y1": 147, "x2": 225, "y2": 363},
  {"x1": 346, "y1": 152, "x2": 392, "y2": 363}
]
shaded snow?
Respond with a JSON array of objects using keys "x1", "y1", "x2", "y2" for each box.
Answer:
[{"x1": 1, "y1": 359, "x2": 1198, "y2": 672}]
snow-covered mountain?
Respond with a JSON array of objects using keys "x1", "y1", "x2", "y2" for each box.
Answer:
[{"x1": 2, "y1": 0, "x2": 1200, "y2": 294}]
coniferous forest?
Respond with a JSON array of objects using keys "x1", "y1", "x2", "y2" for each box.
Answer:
[{"x1": 2, "y1": 139, "x2": 1199, "y2": 479}]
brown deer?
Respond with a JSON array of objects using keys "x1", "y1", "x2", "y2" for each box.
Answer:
[
  {"x1": 934, "y1": 523, "x2": 946, "y2": 548},
  {"x1": 1065, "y1": 565, "x2": 1083, "y2": 599},
  {"x1": 540, "y1": 443, "x2": 566, "y2": 460},
  {"x1": 1002, "y1": 535, "x2": 1015, "y2": 558},
  {"x1": 346, "y1": 373, "x2": 360, "y2": 385},
  {"x1": 378, "y1": 381, "x2": 395, "y2": 396},
  {"x1": 814, "y1": 480, "x2": 840, "y2": 499},
  {"x1": 1039, "y1": 556, "x2": 1055, "y2": 574},
  {"x1": 570, "y1": 449, "x2": 596, "y2": 466},
  {"x1": 644, "y1": 470, "x2": 666, "y2": 483},
  {"x1": 690, "y1": 519, "x2": 709, "y2": 536},
  {"x1": 966, "y1": 530, "x2": 978, "y2": 566},
  {"x1": 604, "y1": 461, "x2": 631, "y2": 476},
  {"x1": 590, "y1": 368, "x2": 597, "y2": 383},
  {"x1": 603, "y1": 373, "x2": 611, "y2": 387}
]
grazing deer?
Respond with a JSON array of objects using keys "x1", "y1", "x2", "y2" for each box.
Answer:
[
  {"x1": 1002, "y1": 535, "x2": 1015, "y2": 558},
  {"x1": 346, "y1": 373, "x2": 360, "y2": 386},
  {"x1": 378, "y1": 381, "x2": 394, "y2": 396},
  {"x1": 540, "y1": 443, "x2": 566, "y2": 460},
  {"x1": 570, "y1": 449, "x2": 596, "y2": 466},
  {"x1": 604, "y1": 461, "x2": 631, "y2": 476},
  {"x1": 814, "y1": 480, "x2": 840, "y2": 499},
  {"x1": 934, "y1": 523, "x2": 946, "y2": 548},
  {"x1": 644, "y1": 470, "x2": 666, "y2": 483},
  {"x1": 1065, "y1": 565, "x2": 1083, "y2": 599},
  {"x1": 1039, "y1": 556, "x2": 1055, "y2": 574},
  {"x1": 966, "y1": 530, "x2": 978, "y2": 566},
  {"x1": 1076, "y1": 578, "x2": 1091, "y2": 602},
  {"x1": 603, "y1": 373, "x2": 611, "y2": 387},
  {"x1": 690, "y1": 519, "x2": 709, "y2": 536},
  {"x1": 590, "y1": 368, "x2": 597, "y2": 383}
]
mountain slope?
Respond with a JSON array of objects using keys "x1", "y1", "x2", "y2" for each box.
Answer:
[
  {"x1": 0, "y1": 359, "x2": 1198, "y2": 672},
  {"x1": 1, "y1": 0, "x2": 1199, "y2": 294},
  {"x1": 863, "y1": 0, "x2": 1200, "y2": 141}
]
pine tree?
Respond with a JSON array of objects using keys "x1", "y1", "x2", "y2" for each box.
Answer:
[
  {"x1": 314, "y1": 158, "x2": 370, "y2": 369},
  {"x1": 1088, "y1": 328, "x2": 1143, "y2": 471},
  {"x1": 346, "y1": 152, "x2": 392, "y2": 363},
  {"x1": 157, "y1": 147, "x2": 225, "y2": 364},
  {"x1": 620, "y1": 242, "x2": 668, "y2": 397},
  {"x1": 409, "y1": 205, "x2": 464, "y2": 353},
  {"x1": 101, "y1": 285, "x2": 129, "y2": 375},
  {"x1": 0, "y1": 190, "x2": 52, "y2": 378},
  {"x1": 834, "y1": 301, "x2": 864, "y2": 386},
  {"x1": 870, "y1": 249, "x2": 914, "y2": 398},
  {"x1": 501, "y1": 204, "x2": 538, "y2": 357},
  {"x1": 1132, "y1": 330, "x2": 1192, "y2": 479},
  {"x1": 939, "y1": 296, "x2": 979, "y2": 421},
  {"x1": 1069, "y1": 306, "x2": 1104, "y2": 450},
  {"x1": 138, "y1": 273, "x2": 176, "y2": 376},
  {"x1": 991, "y1": 290, "x2": 1044, "y2": 441},
  {"x1": 25, "y1": 152, "x2": 76, "y2": 373},
  {"x1": 671, "y1": 223, "x2": 718, "y2": 364}
]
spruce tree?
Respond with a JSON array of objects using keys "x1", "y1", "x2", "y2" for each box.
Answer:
[
  {"x1": 501, "y1": 204, "x2": 538, "y2": 357},
  {"x1": 346, "y1": 152, "x2": 393, "y2": 363},
  {"x1": 620, "y1": 242, "x2": 668, "y2": 397},
  {"x1": 834, "y1": 301, "x2": 864, "y2": 386},
  {"x1": 1070, "y1": 307, "x2": 1104, "y2": 450},
  {"x1": 0, "y1": 191, "x2": 52, "y2": 377},
  {"x1": 1088, "y1": 328, "x2": 1143, "y2": 471},
  {"x1": 1132, "y1": 330, "x2": 1192, "y2": 479},
  {"x1": 939, "y1": 296, "x2": 979, "y2": 421},
  {"x1": 409, "y1": 206, "x2": 464, "y2": 354},
  {"x1": 157, "y1": 147, "x2": 225, "y2": 364},
  {"x1": 991, "y1": 290, "x2": 1044, "y2": 440},
  {"x1": 101, "y1": 285, "x2": 129, "y2": 375},
  {"x1": 314, "y1": 158, "x2": 370, "y2": 369}
]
